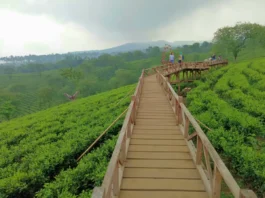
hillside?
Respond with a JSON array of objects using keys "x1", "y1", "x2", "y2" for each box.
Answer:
[
  {"x1": 0, "y1": 84, "x2": 135, "y2": 198},
  {"x1": 0, "y1": 56, "x2": 160, "y2": 122},
  {"x1": 186, "y1": 57, "x2": 265, "y2": 196}
]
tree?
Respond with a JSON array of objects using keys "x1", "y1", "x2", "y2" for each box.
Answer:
[
  {"x1": 213, "y1": 22, "x2": 264, "y2": 61},
  {"x1": 60, "y1": 67, "x2": 83, "y2": 84}
]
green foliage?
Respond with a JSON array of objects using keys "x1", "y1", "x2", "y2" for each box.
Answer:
[
  {"x1": 213, "y1": 22, "x2": 265, "y2": 60},
  {"x1": 38, "y1": 87, "x2": 55, "y2": 108},
  {"x1": 0, "y1": 53, "x2": 160, "y2": 120},
  {"x1": 187, "y1": 57, "x2": 265, "y2": 196},
  {"x1": 0, "y1": 84, "x2": 134, "y2": 197},
  {"x1": 36, "y1": 136, "x2": 117, "y2": 198},
  {"x1": 3, "y1": 66, "x2": 15, "y2": 79},
  {"x1": 0, "y1": 100, "x2": 17, "y2": 120}
]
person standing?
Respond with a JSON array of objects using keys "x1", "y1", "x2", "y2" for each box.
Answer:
[
  {"x1": 169, "y1": 52, "x2": 174, "y2": 63},
  {"x1": 178, "y1": 52, "x2": 183, "y2": 64}
]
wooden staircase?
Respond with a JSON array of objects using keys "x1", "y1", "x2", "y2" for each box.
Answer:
[
  {"x1": 92, "y1": 68, "x2": 257, "y2": 198},
  {"x1": 119, "y1": 75, "x2": 208, "y2": 198}
]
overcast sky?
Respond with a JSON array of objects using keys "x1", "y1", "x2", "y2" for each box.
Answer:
[{"x1": 0, "y1": 0, "x2": 264, "y2": 57}]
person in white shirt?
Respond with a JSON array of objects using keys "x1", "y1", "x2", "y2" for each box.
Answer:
[{"x1": 169, "y1": 52, "x2": 174, "y2": 63}]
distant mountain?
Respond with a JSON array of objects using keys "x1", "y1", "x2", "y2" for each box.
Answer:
[
  {"x1": 0, "y1": 40, "x2": 200, "y2": 65},
  {"x1": 70, "y1": 40, "x2": 197, "y2": 55},
  {"x1": 99, "y1": 40, "x2": 196, "y2": 53}
]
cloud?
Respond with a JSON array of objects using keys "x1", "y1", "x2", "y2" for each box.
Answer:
[
  {"x1": 0, "y1": 0, "x2": 264, "y2": 56},
  {"x1": 152, "y1": 0, "x2": 265, "y2": 42},
  {"x1": 0, "y1": 0, "x2": 226, "y2": 41},
  {"x1": 0, "y1": 9, "x2": 112, "y2": 56}
]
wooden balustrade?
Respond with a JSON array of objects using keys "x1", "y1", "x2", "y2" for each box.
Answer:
[
  {"x1": 156, "y1": 70, "x2": 257, "y2": 198},
  {"x1": 154, "y1": 60, "x2": 228, "y2": 77},
  {"x1": 91, "y1": 63, "x2": 254, "y2": 198},
  {"x1": 92, "y1": 69, "x2": 149, "y2": 198}
]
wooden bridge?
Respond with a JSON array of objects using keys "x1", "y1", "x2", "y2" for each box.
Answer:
[
  {"x1": 92, "y1": 62, "x2": 256, "y2": 198},
  {"x1": 154, "y1": 60, "x2": 228, "y2": 93}
]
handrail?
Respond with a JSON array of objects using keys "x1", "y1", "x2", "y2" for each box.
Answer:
[
  {"x1": 91, "y1": 69, "x2": 150, "y2": 198},
  {"x1": 154, "y1": 60, "x2": 228, "y2": 77},
  {"x1": 156, "y1": 70, "x2": 257, "y2": 198}
]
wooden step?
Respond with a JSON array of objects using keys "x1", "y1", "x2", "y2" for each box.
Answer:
[
  {"x1": 137, "y1": 112, "x2": 175, "y2": 115},
  {"x1": 121, "y1": 178, "x2": 205, "y2": 191},
  {"x1": 127, "y1": 152, "x2": 191, "y2": 160},
  {"x1": 129, "y1": 145, "x2": 189, "y2": 152},
  {"x1": 136, "y1": 116, "x2": 176, "y2": 121},
  {"x1": 136, "y1": 116, "x2": 176, "y2": 120},
  {"x1": 135, "y1": 120, "x2": 176, "y2": 126},
  {"x1": 133, "y1": 125, "x2": 179, "y2": 130},
  {"x1": 137, "y1": 112, "x2": 175, "y2": 116},
  {"x1": 133, "y1": 130, "x2": 180, "y2": 135},
  {"x1": 119, "y1": 191, "x2": 208, "y2": 198},
  {"x1": 123, "y1": 168, "x2": 201, "y2": 179},
  {"x1": 131, "y1": 134, "x2": 183, "y2": 140},
  {"x1": 130, "y1": 139, "x2": 186, "y2": 146},
  {"x1": 139, "y1": 105, "x2": 171, "y2": 109},
  {"x1": 137, "y1": 110, "x2": 174, "y2": 113},
  {"x1": 126, "y1": 159, "x2": 195, "y2": 169}
]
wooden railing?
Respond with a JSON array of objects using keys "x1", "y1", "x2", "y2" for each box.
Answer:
[
  {"x1": 156, "y1": 70, "x2": 257, "y2": 198},
  {"x1": 91, "y1": 69, "x2": 147, "y2": 198},
  {"x1": 155, "y1": 60, "x2": 228, "y2": 76}
]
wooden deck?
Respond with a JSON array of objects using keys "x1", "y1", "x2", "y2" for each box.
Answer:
[
  {"x1": 92, "y1": 68, "x2": 257, "y2": 198},
  {"x1": 119, "y1": 75, "x2": 208, "y2": 198}
]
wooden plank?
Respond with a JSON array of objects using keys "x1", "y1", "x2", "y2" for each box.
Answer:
[
  {"x1": 140, "y1": 101, "x2": 169, "y2": 103},
  {"x1": 133, "y1": 129, "x2": 180, "y2": 135},
  {"x1": 139, "y1": 104, "x2": 171, "y2": 107},
  {"x1": 135, "y1": 120, "x2": 176, "y2": 126},
  {"x1": 127, "y1": 152, "x2": 191, "y2": 160},
  {"x1": 119, "y1": 191, "x2": 208, "y2": 198},
  {"x1": 126, "y1": 159, "x2": 196, "y2": 168},
  {"x1": 123, "y1": 168, "x2": 201, "y2": 179},
  {"x1": 121, "y1": 178, "x2": 206, "y2": 191},
  {"x1": 136, "y1": 116, "x2": 176, "y2": 121},
  {"x1": 139, "y1": 106, "x2": 172, "y2": 109},
  {"x1": 134, "y1": 125, "x2": 179, "y2": 130},
  {"x1": 137, "y1": 113, "x2": 175, "y2": 117},
  {"x1": 130, "y1": 139, "x2": 186, "y2": 146},
  {"x1": 137, "y1": 110, "x2": 174, "y2": 114},
  {"x1": 131, "y1": 134, "x2": 183, "y2": 140}
]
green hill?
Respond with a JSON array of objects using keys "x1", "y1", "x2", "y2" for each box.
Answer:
[
  {"x1": 0, "y1": 84, "x2": 135, "y2": 198},
  {"x1": 186, "y1": 57, "x2": 265, "y2": 196},
  {"x1": 0, "y1": 56, "x2": 159, "y2": 122}
]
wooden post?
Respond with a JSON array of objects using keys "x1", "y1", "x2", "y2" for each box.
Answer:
[
  {"x1": 178, "y1": 96, "x2": 183, "y2": 125},
  {"x1": 204, "y1": 146, "x2": 213, "y2": 185},
  {"x1": 196, "y1": 136, "x2": 203, "y2": 165},
  {"x1": 119, "y1": 137, "x2": 126, "y2": 165},
  {"x1": 212, "y1": 165, "x2": 222, "y2": 198},
  {"x1": 184, "y1": 115, "x2": 190, "y2": 138},
  {"x1": 177, "y1": 72, "x2": 181, "y2": 94},
  {"x1": 113, "y1": 162, "x2": 120, "y2": 196},
  {"x1": 127, "y1": 122, "x2": 131, "y2": 138},
  {"x1": 131, "y1": 96, "x2": 136, "y2": 124}
]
